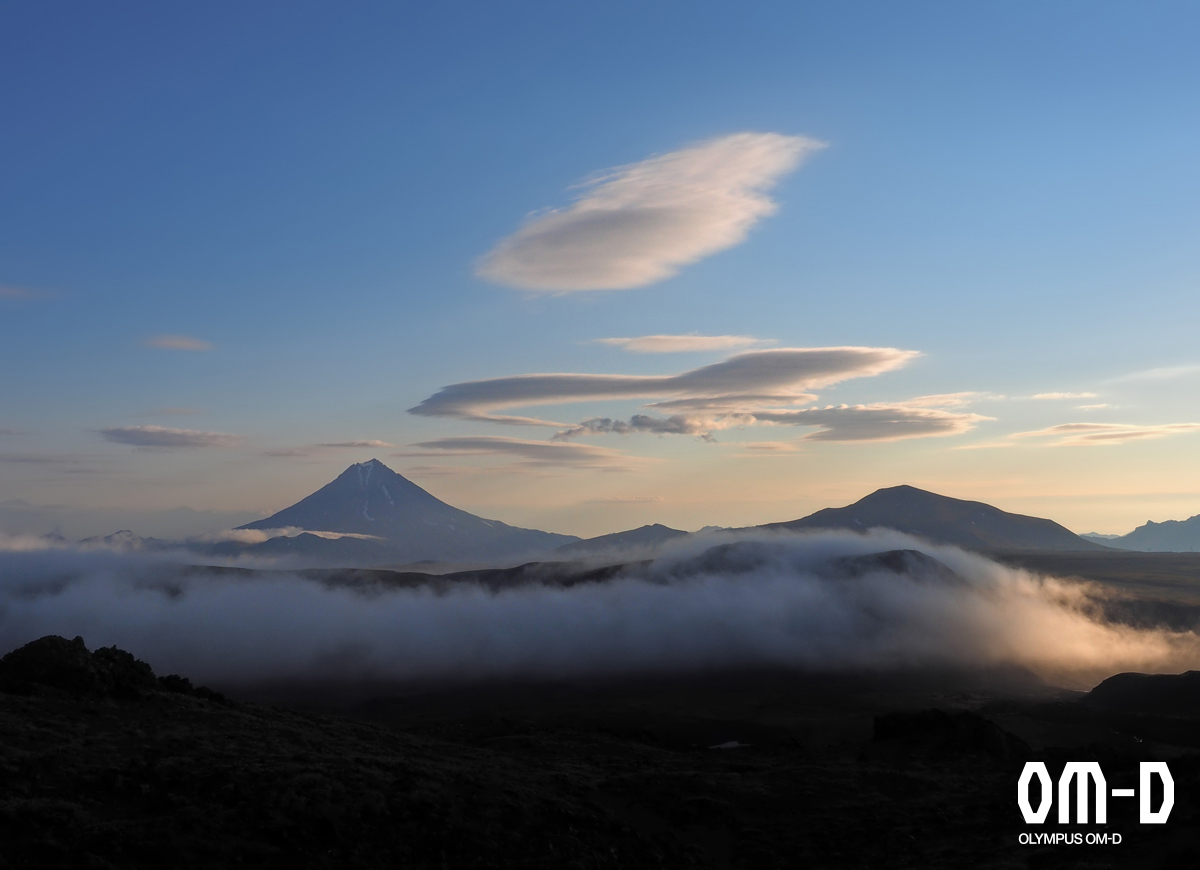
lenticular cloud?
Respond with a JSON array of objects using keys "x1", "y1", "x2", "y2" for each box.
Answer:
[{"x1": 477, "y1": 132, "x2": 824, "y2": 291}]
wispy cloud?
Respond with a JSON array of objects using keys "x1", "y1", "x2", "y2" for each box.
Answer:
[
  {"x1": 593, "y1": 334, "x2": 776, "y2": 354},
  {"x1": 1112, "y1": 365, "x2": 1200, "y2": 382},
  {"x1": 583, "y1": 495, "x2": 664, "y2": 504},
  {"x1": 99, "y1": 425, "x2": 243, "y2": 448},
  {"x1": 406, "y1": 436, "x2": 640, "y2": 470},
  {"x1": 553, "y1": 414, "x2": 730, "y2": 442},
  {"x1": 0, "y1": 285, "x2": 52, "y2": 301},
  {"x1": 410, "y1": 346, "x2": 917, "y2": 426},
  {"x1": 0, "y1": 453, "x2": 106, "y2": 476},
  {"x1": 754, "y1": 404, "x2": 991, "y2": 442},
  {"x1": 895, "y1": 392, "x2": 984, "y2": 407},
  {"x1": 477, "y1": 133, "x2": 825, "y2": 292},
  {"x1": 1078, "y1": 403, "x2": 1111, "y2": 410},
  {"x1": 1032, "y1": 392, "x2": 1097, "y2": 400},
  {"x1": 1013, "y1": 422, "x2": 1200, "y2": 446},
  {"x1": 316, "y1": 440, "x2": 396, "y2": 449},
  {"x1": 143, "y1": 335, "x2": 214, "y2": 351},
  {"x1": 735, "y1": 441, "x2": 803, "y2": 454},
  {"x1": 0, "y1": 454, "x2": 79, "y2": 466},
  {"x1": 264, "y1": 440, "x2": 396, "y2": 458},
  {"x1": 552, "y1": 391, "x2": 986, "y2": 444}
]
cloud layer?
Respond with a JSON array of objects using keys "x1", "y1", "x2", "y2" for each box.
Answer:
[
  {"x1": 476, "y1": 133, "x2": 824, "y2": 291},
  {"x1": 1014, "y1": 422, "x2": 1200, "y2": 446},
  {"x1": 143, "y1": 334, "x2": 214, "y2": 351},
  {"x1": 754, "y1": 403, "x2": 990, "y2": 442},
  {"x1": 554, "y1": 402, "x2": 987, "y2": 445},
  {"x1": 316, "y1": 440, "x2": 396, "y2": 449},
  {"x1": 0, "y1": 285, "x2": 51, "y2": 301},
  {"x1": 593, "y1": 334, "x2": 775, "y2": 353},
  {"x1": 2, "y1": 531, "x2": 1198, "y2": 689},
  {"x1": 264, "y1": 440, "x2": 398, "y2": 458},
  {"x1": 411, "y1": 348, "x2": 987, "y2": 444},
  {"x1": 410, "y1": 346, "x2": 918, "y2": 427},
  {"x1": 1113, "y1": 365, "x2": 1200, "y2": 382},
  {"x1": 406, "y1": 436, "x2": 638, "y2": 470},
  {"x1": 99, "y1": 425, "x2": 243, "y2": 448}
]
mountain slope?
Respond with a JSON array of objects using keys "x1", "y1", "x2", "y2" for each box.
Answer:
[
  {"x1": 1104, "y1": 515, "x2": 1200, "y2": 552},
  {"x1": 238, "y1": 459, "x2": 577, "y2": 562},
  {"x1": 766, "y1": 485, "x2": 1106, "y2": 552},
  {"x1": 553, "y1": 524, "x2": 689, "y2": 558}
]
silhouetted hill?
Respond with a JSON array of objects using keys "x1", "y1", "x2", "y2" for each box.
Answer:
[
  {"x1": 237, "y1": 459, "x2": 577, "y2": 562},
  {"x1": 5, "y1": 634, "x2": 1196, "y2": 868},
  {"x1": 1103, "y1": 514, "x2": 1200, "y2": 552},
  {"x1": 553, "y1": 523, "x2": 688, "y2": 557},
  {"x1": 766, "y1": 485, "x2": 1106, "y2": 552},
  {"x1": 1083, "y1": 670, "x2": 1200, "y2": 715}
]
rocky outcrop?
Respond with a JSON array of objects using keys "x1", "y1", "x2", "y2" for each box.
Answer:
[{"x1": 0, "y1": 635, "x2": 226, "y2": 703}]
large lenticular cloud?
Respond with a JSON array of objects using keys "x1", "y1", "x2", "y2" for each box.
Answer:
[
  {"x1": 1, "y1": 532, "x2": 1197, "y2": 689},
  {"x1": 477, "y1": 133, "x2": 825, "y2": 291},
  {"x1": 408, "y1": 346, "x2": 918, "y2": 426}
]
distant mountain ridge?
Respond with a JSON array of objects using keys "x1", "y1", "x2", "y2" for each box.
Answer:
[
  {"x1": 1088, "y1": 514, "x2": 1200, "y2": 552},
  {"x1": 553, "y1": 523, "x2": 688, "y2": 558},
  {"x1": 79, "y1": 530, "x2": 164, "y2": 551},
  {"x1": 766, "y1": 485, "x2": 1105, "y2": 552},
  {"x1": 237, "y1": 459, "x2": 578, "y2": 562},
  {"x1": 70, "y1": 476, "x2": 1119, "y2": 564}
]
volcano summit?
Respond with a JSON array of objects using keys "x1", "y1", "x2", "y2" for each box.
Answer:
[{"x1": 237, "y1": 459, "x2": 577, "y2": 563}]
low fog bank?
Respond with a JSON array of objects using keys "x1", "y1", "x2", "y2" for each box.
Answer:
[{"x1": 2, "y1": 530, "x2": 1198, "y2": 691}]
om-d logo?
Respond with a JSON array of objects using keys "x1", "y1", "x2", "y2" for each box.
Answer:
[{"x1": 1018, "y1": 762, "x2": 1174, "y2": 824}]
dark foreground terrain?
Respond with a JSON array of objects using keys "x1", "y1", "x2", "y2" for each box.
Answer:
[{"x1": 3, "y1": 637, "x2": 1200, "y2": 869}]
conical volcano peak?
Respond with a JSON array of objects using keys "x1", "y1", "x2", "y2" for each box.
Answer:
[
  {"x1": 236, "y1": 458, "x2": 577, "y2": 560},
  {"x1": 346, "y1": 457, "x2": 392, "y2": 487}
]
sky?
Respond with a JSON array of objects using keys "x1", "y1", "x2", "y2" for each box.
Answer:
[{"x1": 2, "y1": 1, "x2": 1200, "y2": 539}]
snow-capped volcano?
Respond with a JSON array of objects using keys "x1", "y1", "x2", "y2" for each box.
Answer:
[{"x1": 237, "y1": 459, "x2": 577, "y2": 562}]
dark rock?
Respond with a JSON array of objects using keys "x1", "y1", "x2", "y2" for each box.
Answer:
[
  {"x1": 0, "y1": 635, "x2": 106, "y2": 695},
  {"x1": 0, "y1": 637, "x2": 237, "y2": 707},
  {"x1": 93, "y1": 645, "x2": 158, "y2": 697},
  {"x1": 158, "y1": 673, "x2": 194, "y2": 694},
  {"x1": 0, "y1": 635, "x2": 156, "y2": 698}
]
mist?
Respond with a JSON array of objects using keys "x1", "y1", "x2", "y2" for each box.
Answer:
[
  {"x1": 2, "y1": 530, "x2": 1198, "y2": 690},
  {"x1": 0, "y1": 500, "x2": 263, "y2": 540}
]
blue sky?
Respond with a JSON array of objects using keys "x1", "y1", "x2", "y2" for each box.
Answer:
[{"x1": 3, "y1": 1, "x2": 1200, "y2": 538}]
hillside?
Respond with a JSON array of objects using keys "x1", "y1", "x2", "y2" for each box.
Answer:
[
  {"x1": 553, "y1": 523, "x2": 689, "y2": 558},
  {"x1": 766, "y1": 485, "x2": 1106, "y2": 552}
]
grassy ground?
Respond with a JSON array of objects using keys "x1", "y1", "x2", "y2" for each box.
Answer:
[{"x1": 3, "y1": 667, "x2": 1199, "y2": 869}]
